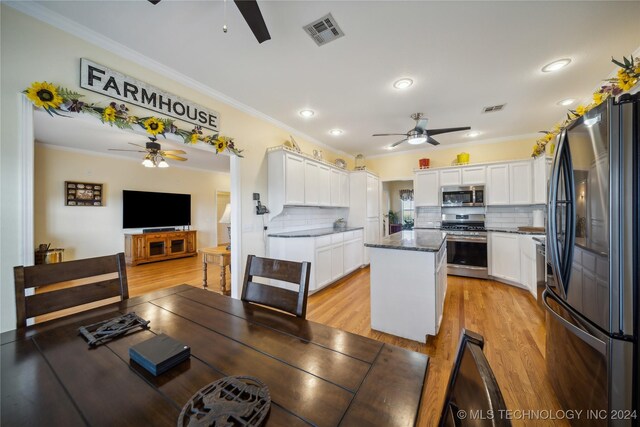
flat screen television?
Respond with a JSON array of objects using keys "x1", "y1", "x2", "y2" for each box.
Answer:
[{"x1": 123, "y1": 190, "x2": 191, "y2": 229}]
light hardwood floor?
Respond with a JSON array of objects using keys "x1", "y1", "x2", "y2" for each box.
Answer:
[{"x1": 126, "y1": 256, "x2": 566, "y2": 427}]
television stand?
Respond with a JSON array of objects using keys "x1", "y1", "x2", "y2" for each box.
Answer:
[{"x1": 124, "y1": 230, "x2": 197, "y2": 266}]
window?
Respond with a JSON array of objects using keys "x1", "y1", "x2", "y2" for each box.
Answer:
[{"x1": 401, "y1": 198, "x2": 414, "y2": 229}]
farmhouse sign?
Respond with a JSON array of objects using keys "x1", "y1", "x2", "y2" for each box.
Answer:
[{"x1": 80, "y1": 58, "x2": 219, "y2": 132}]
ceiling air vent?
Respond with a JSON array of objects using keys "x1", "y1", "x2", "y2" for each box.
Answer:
[
  {"x1": 303, "y1": 13, "x2": 345, "y2": 47},
  {"x1": 482, "y1": 104, "x2": 506, "y2": 113}
]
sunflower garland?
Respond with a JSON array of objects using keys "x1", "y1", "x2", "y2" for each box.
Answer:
[
  {"x1": 22, "y1": 81, "x2": 243, "y2": 157},
  {"x1": 532, "y1": 54, "x2": 639, "y2": 157}
]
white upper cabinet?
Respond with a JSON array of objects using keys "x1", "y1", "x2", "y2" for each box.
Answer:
[
  {"x1": 284, "y1": 153, "x2": 305, "y2": 205},
  {"x1": 304, "y1": 160, "x2": 319, "y2": 205},
  {"x1": 366, "y1": 174, "x2": 379, "y2": 218},
  {"x1": 533, "y1": 156, "x2": 551, "y2": 205},
  {"x1": 509, "y1": 161, "x2": 533, "y2": 205},
  {"x1": 439, "y1": 168, "x2": 462, "y2": 186},
  {"x1": 340, "y1": 171, "x2": 350, "y2": 207},
  {"x1": 461, "y1": 166, "x2": 486, "y2": 185},
  {"x1": 486, "y1": 164, "x2": 510, "y2": 205},
  {"x1": 330, "y1": 169, "x2": 350, "y2": 207},
  {"x1": 317, "y1": 164, "x2": 331, "y2": 206},
  {"x1": 414, "y1": 170, "x2": 440, "y2": 207}
]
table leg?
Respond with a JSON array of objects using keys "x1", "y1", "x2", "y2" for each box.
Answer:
[
  {"x1": 202, "y1": 255, "x2": 208, "y2": 289},
  {"x1": 219, "y1": 260, "x2": 226, "y2": 295}
]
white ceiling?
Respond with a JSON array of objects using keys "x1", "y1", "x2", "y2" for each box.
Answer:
[
  {"x1": 34, "y1": 111, "x2": 231, "y2": 172},
  {"x1": 25, "y1": 1, "x2": 640, "y2": 157}
]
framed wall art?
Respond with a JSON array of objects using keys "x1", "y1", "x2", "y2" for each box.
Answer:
[{"x1": 65, "y1": 181, "x2": 104, "y2": 206}]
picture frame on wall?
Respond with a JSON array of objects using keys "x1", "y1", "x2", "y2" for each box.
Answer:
[{"x1": 65, "y1": 181, "x2": 104, "y2": 206}]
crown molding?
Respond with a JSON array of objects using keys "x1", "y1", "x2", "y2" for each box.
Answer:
[
  {"x1": 365, "y1": 133, "x2": 540, "y2": 160},
  {"x1": 5, "y1": 1, "x2": 354, "y2": 160}
]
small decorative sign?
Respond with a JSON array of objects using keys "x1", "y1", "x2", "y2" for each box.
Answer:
[
  {"x1": 65, "y1": 181, "x2": 104, "y2": 206},
  {"x1": 80, "y1": 58, "x2": 220, "y2": 132}
]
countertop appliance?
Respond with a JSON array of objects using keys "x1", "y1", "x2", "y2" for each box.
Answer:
[
  {"x1": 545, "y1": 92, "x2": 638, "y2": 421},
  {"x1": 441, "y1": 185, "x2": 484, "y2": 207},
  {"x1": 442, "y1": 213, "x2": 488, "y2": 279}
]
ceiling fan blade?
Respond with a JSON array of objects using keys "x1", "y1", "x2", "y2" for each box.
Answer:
[
  {"x1": 427, "y1": 126, "x2": 471, "y2": 136},
  {"x1": 427, "y1": 136, "x2": 440, "y2": 146},
  {"x1": 390, "y1": 139, "x2": 407, "y2": 148},
  {"x1": 108, "y1": 149, "x2": 147, "y2": 152},
  {"x1": 372, "y1": 133, "x2": 408, "y2": 137},
  {"x1": 164, "y1": 154, "x2": 188, "y2": 161},
  {"x1": 415, "y1": 118, "x2": 429, "y2": 133},
  {"x1": 147, "y1": 0, "x2": 161, "y2": 4},
  {"x1": 234, "y1": 0, "x2": 271, "y2": 44},
  {"x1": 128, "y1": 142, "x2": 147, "y2": 149},
  {"x1": 161, "y1": 149, "x2": 187, "y2": 155}
]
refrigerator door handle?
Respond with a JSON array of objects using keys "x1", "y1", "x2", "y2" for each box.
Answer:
[
  {"x1": 547, "y1": 130, "x2": 568, "y2": 299},
  {"x1": 542, "y1": 290, "x2": 607, "y2": 355}
]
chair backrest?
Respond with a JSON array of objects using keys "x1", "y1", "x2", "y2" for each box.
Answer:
[
  {"x1": 241, "y1": 255, "x2": 311, "y2": 318},
  {"x1": 439, "y1": 329, "x2": 511, "y2": 427},
  {"x1": 14, "y1": 253, "x2": 129, "y2": 328}
]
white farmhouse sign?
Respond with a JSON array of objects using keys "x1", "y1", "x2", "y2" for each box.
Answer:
[{"x1": 80, "y1": 58, "x2": 219, "y2": 132}]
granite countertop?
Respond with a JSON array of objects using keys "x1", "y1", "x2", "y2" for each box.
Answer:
[
  {"x1": 268, "y1": 226, "x2": 364, "y2": 238},
  {"x1": 413, "y1": 227, "x2": 546, "y2": 236},
  {"x1": 365, "y1": 230, "x2": 447, "y2": 252}
]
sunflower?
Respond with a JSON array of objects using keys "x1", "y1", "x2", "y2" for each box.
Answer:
[
  {"x1": 25, "y1": 81, "x2": 63, "y2": 110},
  {"x1": 143, "y1": 117, "x2": 165, "y2": 136},
  {"x1": 575, "y1": 105, "x2": 587, "y2": 116},
  {"x1": 190, "y1": 133, "x2": 199, "y2": 144},
  {"x1": 215, "y1": 137, "x2": 228, "y2": 153},
  {"x1": 593, "y1": 92, "x2": 604, "y2": 105},
  {"x1": 103, "y1": 106, "x2": 116, "y2": 122}
]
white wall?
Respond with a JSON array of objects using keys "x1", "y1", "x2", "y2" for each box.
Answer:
[
  {"x1": 34, "y1": 144, "x2": 229, "y2": 260},
  {"x1": 0, "y1": 5, "x2": 351, "y2": 331}
]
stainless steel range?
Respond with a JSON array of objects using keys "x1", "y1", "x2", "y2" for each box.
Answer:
[{"x1": 441, "y1": 213, "x2": 488, "y2": 279}]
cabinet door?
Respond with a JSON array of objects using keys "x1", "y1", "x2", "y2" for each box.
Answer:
[
  {"x1": 461, "y1": 166, "x2": 486, "y2": 185},
  {"x1": 533, "y1": 156, "x2": 549, "y2": 204},
  {"x1": 147, "y1": 237, "x2": 167, "y2": 258},
  {"x1": 414, "y1": 171, "x2": 439, "y2": 206},
  {"x1": 285, "y1": 154, "x2": 305, "y2": 205},
  {"x1": 186, "y1": 232, "x2": 196, "y2": 253},
  {"x1": 490, "y1": 232, "x2": 521, "y2": 282},
  {"x1": 439, "y1": 169, "x2": 462, "y2": 186},
  {"x1": 330, "y1": 169, "x2": 341, "y2": 207},
  {"x1": 133, "y1": 235, "x2": 146, "y2": 261},
  {"x1": 340, "y1": 171, "x2": 350, "y2": 207},
  {"x1": 366, "y1": 174, "x2": 379, "y2": 218},
  {"x1": 317, "y1": 165, "x2": 331, "y2": 206},
  {"x1": 304, "y1": 160, "x2": 319, "y2": 205},
  {"x1": 343, "y1": 237, "x2": 363, "y2": 274},
  {"x1": 314, "y1": 246, "x2": 333, "y2": 290},
  {"x1": 509, "y1": 161, "x2": 533, "y2": 205},
  {"x1": 331, "y1": 244, "x2": 344, "y2": 281},
  {"x1": 486, "y1": 164, "x2": 510, "y2": 205}
]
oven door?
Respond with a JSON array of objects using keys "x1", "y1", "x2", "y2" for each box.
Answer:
[{"x1": 446, "y1": 235, "x2": 488, "y2": 278}]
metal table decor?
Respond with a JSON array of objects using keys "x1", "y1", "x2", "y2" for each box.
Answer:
[
  {"x1": 78, "y1": 312, "x2": 150, "y2": 347},
  {"x1": 178, "y1": 376, "x2": 271, "y2": 427}
]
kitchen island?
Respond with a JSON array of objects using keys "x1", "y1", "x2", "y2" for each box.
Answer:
[{"x1": 365, "y1": 230, "x2": 447, "y2": 342}]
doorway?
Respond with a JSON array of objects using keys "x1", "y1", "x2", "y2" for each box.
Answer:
[{"x1": 381, "y1": 179, "x2": 414, "y2": 235}]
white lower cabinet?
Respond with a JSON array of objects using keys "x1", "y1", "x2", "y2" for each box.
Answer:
[
  {"x1": 489, "y1": 232, "x2": 521, "y2": 283},
  {"x1": 519, "y1": 235, "x2": 538, "y2": 297},
  {"x1": 269, "y1": 229, "x2": 364, "y2": 293}
]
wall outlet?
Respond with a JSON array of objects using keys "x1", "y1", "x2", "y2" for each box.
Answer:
[{"x1": 253, "y1": 193, "x2": 260, "y2": 201}]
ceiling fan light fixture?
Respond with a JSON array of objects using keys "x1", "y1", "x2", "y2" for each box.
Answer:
[
  {"x1": 142, "y1": 157, "x2": 155, "y2": 168},
  {"x1": 541, "y1": 58, "x2": 571, "y2": 73},
  {"x1": 393, "y1": 78, "x2": 413, "y2": 90},
  {"x1": 407, "y1": 135, "x2": 427, "y2": 145},
  {"x1": 157, "y1": 158, "x2": 170, "y2": 168}
]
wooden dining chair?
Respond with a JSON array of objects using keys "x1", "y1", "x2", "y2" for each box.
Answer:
[
  {"x1": 241, "y1": 255, "x2": 311, "y2": 318},
  {"x1": 13, "y1": 252, "x2": 129, "y2": 328},
  {"x1": 439, "y1": 329, "x2": 511, "y2": 427}
]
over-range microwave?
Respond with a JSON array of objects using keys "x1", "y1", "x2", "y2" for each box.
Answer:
[{"x1": 441, "y1": 185, "x2": 485, "y2": 207}]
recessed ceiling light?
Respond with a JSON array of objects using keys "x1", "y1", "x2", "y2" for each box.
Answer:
[
  {"x1": 541, "y1": 58, "x2": 571, "y2": 73},
  {"x1": 329, "y1": 129, "x2": 343, "y2": 136},
  {"x1": 393, "y1": 78, "x2": 413, "y2": 90},
  {"x1": 299, "y1": 109, "x2": 315, "y2": 118},
  {"x1": 466, "y1": 131, "x2": 481, "y2": 138},
  {"x1": 557, "y1": 98, "x2": 575, "y2": 106}
]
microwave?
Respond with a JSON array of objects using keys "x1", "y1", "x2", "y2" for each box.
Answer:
[{"x1": 441, "y1": 185, "x2": 484, "y2": 207}]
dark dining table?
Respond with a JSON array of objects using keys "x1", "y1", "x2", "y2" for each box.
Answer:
[{"x1": 1, "y1": 285, "x2": 428, "y2": 426}]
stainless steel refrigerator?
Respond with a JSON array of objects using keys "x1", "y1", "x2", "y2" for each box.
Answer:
[{"x1": 545, "y1": 91, "x2": 638, "y2": 425}]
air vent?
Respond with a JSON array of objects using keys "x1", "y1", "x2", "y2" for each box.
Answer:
[
  {"x1": 482, "y1": 104, "x2": 506, "y2": 113},
  {"x1": 303, "y1": 13, "x2": 345, "y2": 47}
]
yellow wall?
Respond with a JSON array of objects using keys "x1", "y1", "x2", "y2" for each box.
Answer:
[
  {"x1": 0, "y1": 5, "x2": 349, "y2": 331},
  {"x1": 365, "y1": 136, "x2": 540, "y2": 180},
  {"x1": 34, "y1": 144, "x2": 230, "y2": 260}
]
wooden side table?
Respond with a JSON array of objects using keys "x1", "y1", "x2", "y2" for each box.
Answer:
[{"x1": 198, "y1": 247, "x2": 231, "y2": 295}]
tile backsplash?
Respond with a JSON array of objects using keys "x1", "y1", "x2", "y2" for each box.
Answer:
[
  {"x1": 415, "y1": 207, "x2": 441, "y2": 228},
  {"x1": 268, "y1": 206, "x2": 349, "y2": 232},
  {"x1": 415, "y1": 205, "x2": 546, "y2": 229}
]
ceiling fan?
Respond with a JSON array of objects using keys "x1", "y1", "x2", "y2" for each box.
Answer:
[
  {"x1": 109, "y1": 137, "x2": 187, "y2": 168},
  {"x1": 373, "y1": 113, "x2": 471, "y2": 148},
  {"x1": 148, "y1": 0, "x2": 271, "y2": 44}
]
